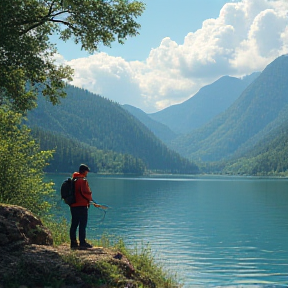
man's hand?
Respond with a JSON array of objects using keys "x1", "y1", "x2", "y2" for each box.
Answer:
[{"x1": 91, "y1": 201, "x2": 110, "y2": 209}]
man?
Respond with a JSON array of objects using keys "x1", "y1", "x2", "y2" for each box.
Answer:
[{"x1": 70, "y1": 164, "x2": 97, "y2": 249}]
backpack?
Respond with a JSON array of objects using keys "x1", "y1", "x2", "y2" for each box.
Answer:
[{"x1": 61, "y1": 177, "x2": 77, "y2": 205}]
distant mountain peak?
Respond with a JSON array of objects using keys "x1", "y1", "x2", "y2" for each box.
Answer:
[{"x1": 149, "y1": 74, "x2": 257, "y2": 134}]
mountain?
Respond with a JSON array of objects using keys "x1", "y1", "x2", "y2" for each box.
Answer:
[
  {"x1": 122, "y1": 104, "x2": 177, "y2": 142},
  {"x1": 149, "y1": 73, "x2": 260, "y2": 134},
  {"x1": 169, "y1": 55, "x2": 288, "y2": 162},
  {"x1": 27, "y1": 85, "x2": 199, "y2": 174}
]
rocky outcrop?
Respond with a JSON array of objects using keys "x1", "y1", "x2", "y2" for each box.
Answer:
[{"x1": 0, "y1": 204, "x2": 53, "y2": 249}]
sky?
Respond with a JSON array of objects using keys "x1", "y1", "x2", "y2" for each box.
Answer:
[{"x1": 54, "y1": 0, "x2": 288, "y2": 113}]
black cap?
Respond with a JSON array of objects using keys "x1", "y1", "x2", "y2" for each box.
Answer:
[{"x1": 79, "y1": 164, "x2": 90, "y2": 173}]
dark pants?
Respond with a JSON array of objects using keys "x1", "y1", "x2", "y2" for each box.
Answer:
[{"x1": 70, "y1": 206, "x2": 88, "y2": 244}]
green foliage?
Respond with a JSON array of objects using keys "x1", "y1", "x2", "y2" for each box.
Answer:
[
  {"x1": 27, "y1": 85, "x2": 199, "y2": 174},
  {"x1": 0, "y1": 0, "x2": 144, "y2": 113},
  {"x1": 57, "y1": 0, "x2": 145, "y2": 51},
  {"x1": 43, "y1": 217, "x2": 70, "y2": 245},
  {"x1": 0, "y1": 106, "x2": 54, "y2": 216},
  {"x1": 0, "y1": 0, "x2": 73, "y2": 112}
]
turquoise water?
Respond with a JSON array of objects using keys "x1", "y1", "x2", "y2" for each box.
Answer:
[{"x1": 49, "y1": 174, "x2": 288, "y2": 287}]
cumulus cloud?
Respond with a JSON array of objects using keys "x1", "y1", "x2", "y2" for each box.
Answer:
[
  {"x1": 68, "y1": 53, "x2": 143, "y2": 108},
  {"x1": 66, "y1": 0, "x2": 288, "y2": 113}
]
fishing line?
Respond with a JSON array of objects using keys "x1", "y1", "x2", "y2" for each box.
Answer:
[
  {"x1": 90, "y1": 200, "x2": 111, "y2": 224},
  {"x1": 94, "y1": 206, "x2": 107, "y2": 223}
]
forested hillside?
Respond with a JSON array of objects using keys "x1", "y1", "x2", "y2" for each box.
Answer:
[
  {"x1": 123, "y1": 104, "x2": 177, "y2": 142},
  {"x1": 220, "y1": 120, "x2": 288, "y2": 175},
  {"x1": 169, "y1": 55, "x2": 288, "y2": 163},
  {"x1": 149, "y1": 73, "x2": 260, "y2": 134},
  {"x1": 27, "y1": 86, "x2": 199, "y2": 174},
  {"x1": 31, "y1": 127, "x2": 145, "y2": 174}
]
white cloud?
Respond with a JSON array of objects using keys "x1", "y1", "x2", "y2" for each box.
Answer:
[
  {"x1": 65, "y1": 0, "x2": 288, "y2": 113},
  {"x1": 68, "y1": 53, "x2": 143, "y2": 108}
]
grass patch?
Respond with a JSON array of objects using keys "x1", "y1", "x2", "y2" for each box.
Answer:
[
  {"x1": 116, "y1": 239, "x2": 180, "y2": 288},
  {"x1": 42, "y1": 216, "x2": 70, "y2": 245},
  {"x1": 92, "y1": 234, "x2": 181, "y2": 288}
]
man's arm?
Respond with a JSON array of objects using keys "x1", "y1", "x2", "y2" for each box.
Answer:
[{"x1": 80, "y1": 179, "x2": 92, "y2": 202}]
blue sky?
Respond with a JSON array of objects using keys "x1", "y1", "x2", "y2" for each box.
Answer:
[
  {"x1": 55, "y1": 0, "x2": 230, "y2": 61},
  {"x1": 54, "y1": 0, "x2": 288, "y2": 113}
]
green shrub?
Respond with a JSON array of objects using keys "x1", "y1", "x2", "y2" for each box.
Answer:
[{"x1": 0, "y1": 107, "x2": 54, "y2": 216}]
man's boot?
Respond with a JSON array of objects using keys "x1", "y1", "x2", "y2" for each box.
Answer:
[{"x1": 70, "y1": 240, "x2": 79, "y2": 249}]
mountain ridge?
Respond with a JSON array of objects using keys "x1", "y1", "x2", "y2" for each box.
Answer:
[
  {"x1": 169, "y1": 55, "x2": 288, "y2": 162},
  {"x1": 149, "y1": 73, "x2": 260, "y2": 134}
]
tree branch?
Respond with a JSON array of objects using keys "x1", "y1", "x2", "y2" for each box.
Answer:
[
  {"x1": 18, "y1": 1, "x2": 71, "y2": 36},
  {"x1": 19, "y1": 12, "x2": 73, "y2": 35},
  {"x1": 48, "y1": 19, "x2": 77, "y2": 31}
]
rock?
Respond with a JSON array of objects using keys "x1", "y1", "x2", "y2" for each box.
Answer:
[{"x1": 0, "y1": 204, "x2": 53, "y2": 248}]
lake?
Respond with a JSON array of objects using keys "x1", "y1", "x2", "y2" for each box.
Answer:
[{"x1": 48, "y1": 174, "x2": 288, "y2": 288}]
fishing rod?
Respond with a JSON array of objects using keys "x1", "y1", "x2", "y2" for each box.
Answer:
[
  {"x1": 91, "y1": 200, "x2": 110, "y2": 210},
  {"x1": 90, "y1": 200, "x2": 111, "y2": 222}
]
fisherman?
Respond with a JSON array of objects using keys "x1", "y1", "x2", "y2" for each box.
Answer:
[{"x1": 69, "y1": 164, "x2": 99, "y2": 249}]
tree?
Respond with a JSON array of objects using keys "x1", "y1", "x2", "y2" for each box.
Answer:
[
  {"x1": 0, "y1": 106, "x2": 54, "y2": 216},
  {"x1": 0, "y1": 0, "x2": 145, "y2": 112}
]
